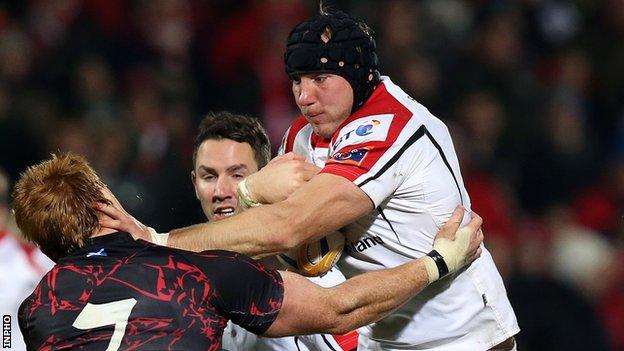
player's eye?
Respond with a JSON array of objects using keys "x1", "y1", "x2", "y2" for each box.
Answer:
[
  {"x1": 314, "y1": 75, "x2": 328, "y2": 83},
  {"x1": 291, "y1": 77, "x2": 302, "y2": 85},
  {"x1": 202, "y1": 174, "x2": 216, "y2": 181},
  {"x1": 233, "y1": 174, "x2": 245, "y2": 180}
]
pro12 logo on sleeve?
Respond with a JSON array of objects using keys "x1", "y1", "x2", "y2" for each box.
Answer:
[
  {"x1": 328, "y1": 147, "x2": 371, "y2": 166},
  {"x1": 330, "y1": 114, "x2": 394, "y2": 154}
]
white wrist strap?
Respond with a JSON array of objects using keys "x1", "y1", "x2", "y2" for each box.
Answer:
[
  {"x1": 237, "y1": 178, "x2": 262, "y2": 209},
  {"x1": 422, "y1": 256, "x2": 440, "y2": 284},
  {"x1": 148, "y1": 227, "x2": 170, "y2": 246}
]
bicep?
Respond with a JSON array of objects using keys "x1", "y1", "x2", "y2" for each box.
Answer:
[
  {"x1": 263, "y1": 271, "x2": 339, "y2": 337},
  {"x1": 280, "y1": 173, "x2": 374, "y2": 244}
]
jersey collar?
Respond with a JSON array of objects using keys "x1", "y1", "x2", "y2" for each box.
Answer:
[{"x1": 330, "y1": 77, "x2": 389, "y2": 145}]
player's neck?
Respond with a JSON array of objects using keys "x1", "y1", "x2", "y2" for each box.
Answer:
[{"x1": 91, "y1": 227, "x2": 118, "y2": 238}]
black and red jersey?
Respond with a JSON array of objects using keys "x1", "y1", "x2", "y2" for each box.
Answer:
[{"x1": 18, "y1": 232, "x2": 284, "y2": 351}]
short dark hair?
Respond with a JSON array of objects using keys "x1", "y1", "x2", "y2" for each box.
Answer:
[
  {"x1": 192, "y1": 111, "x2": 272, "y2": 170},
  {"x1": 12, "y1": 153, "x2": 109, "y2": 261}
]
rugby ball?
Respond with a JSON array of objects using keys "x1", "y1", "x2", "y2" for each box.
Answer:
[{"x1": 277, "y1": 231, "x2": 345, "y2": 277}]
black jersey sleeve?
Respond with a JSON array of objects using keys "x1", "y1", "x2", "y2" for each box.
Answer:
[
  {"x1": 18, "y1": 295, "x2": 33, "y2": 351},
  {"x1": 183, "y1": 250, "x2": 284, "y2": 335}
]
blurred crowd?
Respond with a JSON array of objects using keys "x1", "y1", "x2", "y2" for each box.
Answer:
[{"x1": 1, "y1": 0, "x2": 623, "y2": 350}]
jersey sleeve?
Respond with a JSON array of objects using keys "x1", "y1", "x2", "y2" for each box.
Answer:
[
  {"x1": 186, "y1": 250, "x2": 284, "y2": 335},
  {"x1": 321, "y1": 114, "x2": 415, "y2": 207},
  {"x1": 18, "y1": 295, "x2": 32, "y2": 346},
  {"x1": 279, "y1": 116, "x2": 309, "y2": 156},
  {"x1": 277, "y1": 126, "x2": 291, "y2": 156}
]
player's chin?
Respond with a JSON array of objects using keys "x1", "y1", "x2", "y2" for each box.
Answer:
[{"x1": 311, "y1": 123, "x2": 336, "y2": 139}]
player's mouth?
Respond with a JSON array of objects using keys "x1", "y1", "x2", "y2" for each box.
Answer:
[
  {"x1": 306, "y1": 113, "x2": 328, "y2": 124},
  {"x1": 213, "y1": 206, "x2": 236, "y2": 220},
  {"x1": 304, "y1": 110, "x2": 324, "y2": 119}
]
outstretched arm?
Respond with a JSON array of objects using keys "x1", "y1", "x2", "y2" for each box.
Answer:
[
  {"x1": 168, "y1": 173, "x2": 372, "y2": 257},
  {"x1": 99, "y1": 170, "x2": 373, "y2": 257},
  {"x1": 265, "y1": 206, "x2": 483, "y2": 336}
]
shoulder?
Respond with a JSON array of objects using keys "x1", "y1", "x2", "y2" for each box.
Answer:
[
  {"x1": 282, "y1": 116, "x2": 311, "y2": 153},
  {"x1": 284, "y1": 116, "x2": 310, "y2": 140},
  {"x1": 359, "y1": 76, "x2": 426, "y2": 123},
  {"x1": 289, "y1": 115, "x2": 310, "y2": 133},
  {"x1": 329, "y1": 77, "x2": 441, "y2": 152},
  {"x1": 178, "y1": 249, "x2": 275, "y2": 278},
  {"x1": 173, "y1": 248, "x2": 243, "y2": 266},
  {"x1": 132, "y1": 243, "x2": 239, "y2": 275}
]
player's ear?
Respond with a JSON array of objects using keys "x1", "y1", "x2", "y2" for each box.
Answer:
[{"x1": 191, "y1": 170, "x2": 199, "y2": 200}]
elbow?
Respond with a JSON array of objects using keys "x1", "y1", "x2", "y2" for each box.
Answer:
[
  {"x1": 263, "y1": 228, "x2": 295, "y2": 253},
  {"x1": 327, "y1": 320, "x2": 357, "y2": 335},
  {"x1": 322, "y1": 313, "x2": 359, "y2": 335},
  {"x1": 267, "y1": 202, "x2": 309, "y2": 251},
  {"x1": 320, "y1": 296, "x2": 360, "y2": 334},
  {"x1": 269, "y1": 225, "x2": 303, "y2": 253}
]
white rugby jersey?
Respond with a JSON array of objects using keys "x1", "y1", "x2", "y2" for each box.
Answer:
[
  {"x1": 0, "y1": 230, "x2": 54, "y2": 351},
  {"x1": 279, "y1": 76, "x2": 519, "y2": 350}
]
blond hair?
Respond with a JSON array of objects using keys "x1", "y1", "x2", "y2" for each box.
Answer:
[{"x1": 12, "y1": 153, "x2": 109, "y2": 261}]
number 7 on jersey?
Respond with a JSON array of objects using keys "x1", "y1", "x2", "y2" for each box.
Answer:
[{"x1": 72, "y1": 298, "x2": 138, "y2": 351}]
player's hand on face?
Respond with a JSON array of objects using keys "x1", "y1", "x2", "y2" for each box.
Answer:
[
  {"x1": 432, "y1": 206, "x2": 484, "y2": 274},
  {"x1": 246, "y1": 154, "x2": 321, "y2": 204},
  {"x1": 97, "y1": 187, "x2": 151, "y2": 242}
]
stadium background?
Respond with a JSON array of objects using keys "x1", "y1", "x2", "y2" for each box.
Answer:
[{"x1": 0, "y1": 0, "x2": 623, "y2": 350}]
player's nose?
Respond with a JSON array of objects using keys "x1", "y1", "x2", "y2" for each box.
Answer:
[
  {"x1": 213, "y1": 177, "x2": 235, "y2": 201},
  {"x1": 297, "y1": 79, "x2": 317, "y2": 106}
]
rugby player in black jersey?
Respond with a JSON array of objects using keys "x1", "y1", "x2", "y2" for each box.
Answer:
[{"x1": 14, "y1": 153, "x2": 482, "y2": 350}]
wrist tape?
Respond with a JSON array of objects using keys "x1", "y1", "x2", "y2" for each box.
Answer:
[
  {"x1": 237, "y1": 178, "x2": 262, "y2": 209},
  {"x1": 423, "y1": 226, "x2": 473, "y2": 283},
  {"x1": 148, "y1": 227, "x2": 170, "y2": 246}
]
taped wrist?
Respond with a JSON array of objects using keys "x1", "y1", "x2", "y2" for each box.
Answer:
[
  {"x1": 431, "y1": 226, "x2": 473, "y2": 274},
  {"x1": 148, "y1": 227, "x2": 170, "y2": 246},
  {"x1": 237, "y1": 178, "x2": 262, "y2": 209},
  {"x1": 426, "y1": 250, "x2": 449, "y2": 281},
  {"x1": 422, "y1": 256, "x2": 439, "y2": 283}
]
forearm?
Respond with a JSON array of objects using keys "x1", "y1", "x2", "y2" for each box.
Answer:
[
  {"x1": 328, "y1": 209, "x2": 484, "y2": 331},
  {"x1": 327, "y1": 258, "x2": 431, "y2": 334},
  {"x1": 168, "y1": 204, "x2": 291, "y2": 257},
  {"x1": 169, "y1": 174, "x2": 372, "y2": 256},
  {"x1": 266, "y1": 206, "x2": 482, "y2": 337},
  {"x1": 267, "y1": 257, "x2": 432, "y2": 337}
]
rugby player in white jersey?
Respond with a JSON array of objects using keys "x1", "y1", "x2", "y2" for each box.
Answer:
[
  {"x1": 101, "y1": 7, "x2": 518, "y2": 351},
  {"x1": 274, "y1": 9, "x2": 519, "y2": 350},
  {"x1": 190, "y1": 111, "x2": 359, "y2": 350}
]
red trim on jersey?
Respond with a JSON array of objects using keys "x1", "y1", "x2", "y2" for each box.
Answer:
[
  {"x1": 332, "y1": 330, "x2": 359, "y2": 351},
  {"x1": 0, "y1": 229, "x2": 50, "y2": 274},
  {"x1": 311, "y1": 132, "x2": 330, "y2": 148},
  {"x1": 284, "y1": 116, "x2": 310, "y2": 153},
  {"x1": 20, "y1": 240, "x2": 49, "y2": 274},
  {"x1": 321, "y1": 82, "x2": 413, "y2": 182}
]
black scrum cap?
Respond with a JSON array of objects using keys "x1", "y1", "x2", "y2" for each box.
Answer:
[{"x1": 285, "y1": 11, "x2": 381, "y2": 113}]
